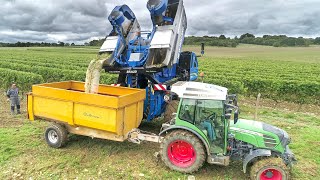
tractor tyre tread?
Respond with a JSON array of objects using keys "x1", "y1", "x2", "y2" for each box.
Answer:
[
  {"x1": 250, "y1": 157, "x2": 290, "y2": 180},
  {"x1": 160, "y1": 130, "x2": 206, "y2": 173}
]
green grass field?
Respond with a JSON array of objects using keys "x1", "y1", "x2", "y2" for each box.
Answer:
[{"x1": 0, "y1": 45, "x2": 320, "y2": 179}]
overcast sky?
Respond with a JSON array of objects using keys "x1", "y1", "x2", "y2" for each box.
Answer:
[{"x1": 1, "y1": 0, "x2": 319, "y2": 44}]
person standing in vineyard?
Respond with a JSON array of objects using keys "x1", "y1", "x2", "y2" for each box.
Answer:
[{"x1": 6, "y1": 83, "x2": 21, "y2": 115}]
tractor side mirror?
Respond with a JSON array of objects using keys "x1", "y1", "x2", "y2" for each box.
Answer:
[
  {"x1": 225, "y1": 113, "x2": 231, "y2": 120},
  {"x1": 225, "y1": 103, "x2": 239, "y2": 123},
  {"x1": 234, "y1": 98, "x2": 238, "y2": 106},
  {"x1": 225, "y1": 108, "x2": 232, "y2": 114},
  {"x1": 234, "y1": 109, "x2": 239, "y2": 124}
]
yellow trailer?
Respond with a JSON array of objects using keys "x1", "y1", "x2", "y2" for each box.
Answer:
[{"x1": 27, "y1": 81, "x2": 148, "y2": 146}]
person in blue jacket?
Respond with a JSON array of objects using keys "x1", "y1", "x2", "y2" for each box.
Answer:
[{"x1": 6, "y1": 83, "x2": 21, "y2": 115}]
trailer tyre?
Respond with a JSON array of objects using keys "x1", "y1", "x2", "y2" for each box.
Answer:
[
  {"x1": 164, "y1": 100, "x2": 179, "y2": 122},
  {"x1": 45, "y1": 123, "x2": 68, "y2": 148},
  {"x1": 160, "y1": 130, "x2": 206, "y2": 173},
  {"x1": 250, "y1": 157, "x2": 290, "y2": 180}
]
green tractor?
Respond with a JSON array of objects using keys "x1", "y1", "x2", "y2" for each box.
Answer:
[{"x1": 159, "y1": 81, "x2": 296, "y2": 179}]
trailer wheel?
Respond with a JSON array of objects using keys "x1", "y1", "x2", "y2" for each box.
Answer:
[
  {"x1": 164, "y1": 100, "x2": 179, "y2": 122},
  {"x1": 160, "y1": 130, "x2": 206, "y2": 173},
  {"x1": 45, "y1": 123, "x2": 68, "y2": 148},
  {"x1": 250, "y1": 157, "x2": 290, "y2": 180}
]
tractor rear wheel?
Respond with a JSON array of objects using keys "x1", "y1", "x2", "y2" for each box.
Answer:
[
  {"x1": 250, "y1": 157, "x2": 290, "y2": 180},
  {"x1": 45, "y1": 123, "x2": 68, "y2": 148},
  {"x1": 164, "y1": 100, "x2": 179, "y2": 122},
  {"x1": 160, "y1": 130, "x2": 206, "y2": 173}
]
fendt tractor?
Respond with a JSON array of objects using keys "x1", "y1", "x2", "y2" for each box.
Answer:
[{"x1": 27, "y1": 0, "x2": 296, "y2": 179}]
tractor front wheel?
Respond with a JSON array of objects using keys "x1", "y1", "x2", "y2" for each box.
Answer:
[
  {"x1": 160, "y1": 130, "x2": 206, "y2": 173},
  {"x1": 250, "y1": 157, "x2": 290, "y2": 180}
]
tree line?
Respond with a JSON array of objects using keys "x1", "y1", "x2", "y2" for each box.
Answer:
[
  {"x1": 0, "y1": 41, "x2": 78, "y2": 47},
  {"x1": 185, "y1": 33, "x2": 320, "y2": 47},
  {"x1": 1, "y1": 33, "x2": 320, "y2": 48},
  {"x1": 0, "y1": 39, "x2": 104, "y2": 47}
]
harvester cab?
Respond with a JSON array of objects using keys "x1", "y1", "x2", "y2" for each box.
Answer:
[{"x1": 159, "y1": 81, "x2": 296, "y2": 179}]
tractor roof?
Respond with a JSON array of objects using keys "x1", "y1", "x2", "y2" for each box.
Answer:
[{"x1": 171, "y1": 81, "x2": 228, "y2": 100}]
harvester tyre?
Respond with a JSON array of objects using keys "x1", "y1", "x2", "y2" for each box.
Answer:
[
  {"x1": 250, "y1": 157, "x2": 290, "y2": 180},
  {"x1": 164, "y1": 100, "x2": 179, "y2": 122},
  {"x1": 45, "y1": 123, "x2": 68, "y2": 148},
  {"x1": 160, "y1": 130, "x2": 206, "y2": 173}
]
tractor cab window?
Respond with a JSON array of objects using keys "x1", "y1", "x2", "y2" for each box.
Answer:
[
  {"x1": 179, "y1": 99, "x2": 196, "y2": 124},
  {"x1": 194, "y1": 100, "x2": 224, "y2": 141}
]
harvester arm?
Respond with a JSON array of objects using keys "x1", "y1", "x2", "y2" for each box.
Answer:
[
  {"x1": 100, "y1": 5, "x2": 142, "y2": 66},
  {"x1": 146, "y1": 0, "x2": 187, "y2": 68}
]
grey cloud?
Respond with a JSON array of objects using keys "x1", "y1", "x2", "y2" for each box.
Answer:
[
  {"x1": 65, "y1": 0, "x2": 108, "y2": 18},
  {"x1": 184, "y1": 0, "x2": 320, "y2": 37},
  {"x1": 0, "y1": 0, "x2": 319, "y2": 43}
]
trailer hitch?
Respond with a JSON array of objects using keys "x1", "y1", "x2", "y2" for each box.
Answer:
[{"x1": 127, "y1": 129, "x2": 163, "y2": 144}]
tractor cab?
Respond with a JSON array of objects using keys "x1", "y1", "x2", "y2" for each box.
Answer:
[
  {"x1": 169, "y1": 81, "x2": 239, "y2": 155},
  {"x1": 178, "y1": 98, "x2": 226, "y2": 154}
]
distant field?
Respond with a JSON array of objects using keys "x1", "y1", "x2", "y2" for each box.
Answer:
[
  {"x1": 185, "y1": 45, "x2": 320, "y2": 104},
  {"x1": 0, "y1": 47, "x2": 116, "y2": 91},
  {"x1": 186, "y1": 44, "x2": 320, "y2": 63},
  {"x1": 0, "y1": 45, "x2": 319, "y2": 104},
  {"x1": 0, "y1": 45, "x2": 320, "y2": 179}
]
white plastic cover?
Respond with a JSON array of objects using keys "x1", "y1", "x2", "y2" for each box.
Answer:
[
  {"x1": 99, "y1": 36, "x2": 119, "y2": 52},
  {"x1": 129, "y1": 53, "x2": 144, "y2": 62},
  {"x1": 150, "y1": 29, "x2": 173, "y2": 49},
  {"x1": 171, "y1": 81, "x2": 228, "y2": 100}
]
